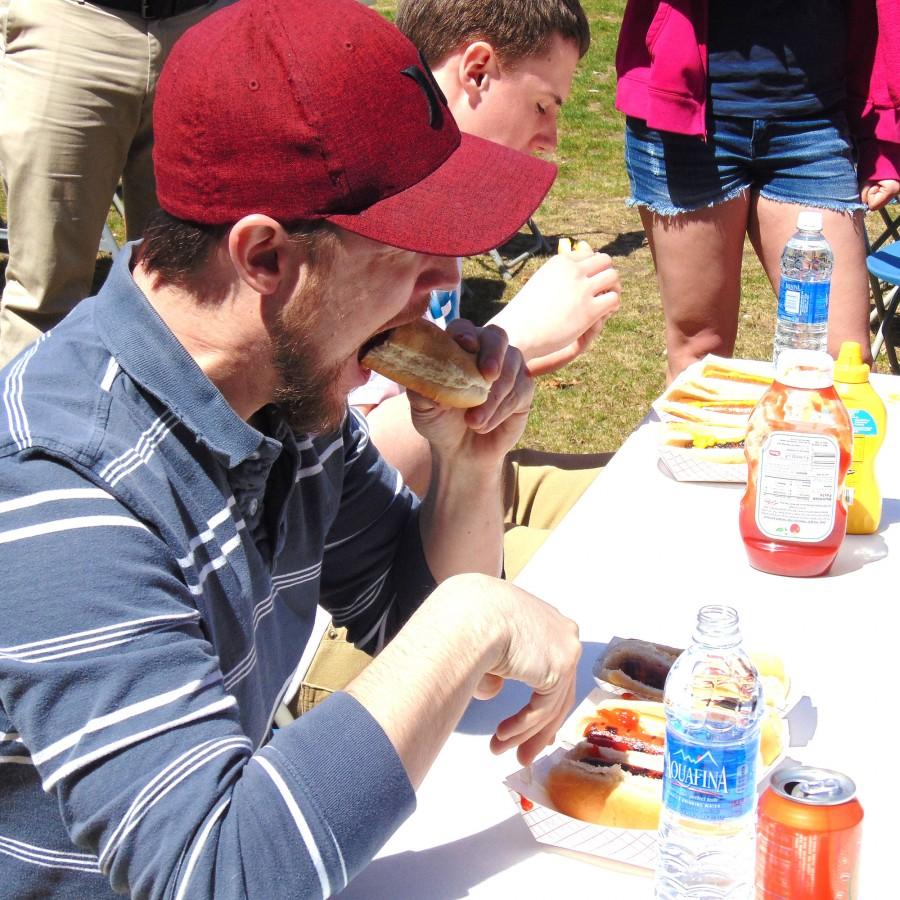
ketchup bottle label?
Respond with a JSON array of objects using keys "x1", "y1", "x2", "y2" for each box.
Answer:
[
  {"x1": 755, "y1": 433, "x2": 840, "y2": 542},
  {"x1": 663, "y1": 728, "x2": 759, "y2": 821}
]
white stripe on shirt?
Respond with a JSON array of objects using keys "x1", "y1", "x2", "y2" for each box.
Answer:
[
  {"x1": 4, "y1": 621, "x2": 194, "y2": 664},
  {"x1": 100, "y1": 411, "x2": 177, "y2": 487},
  {"x1": 0, "y1": 488, "x2": 114, "y2": 517},
  {"x1": 254, "y1": 755, "x2": 335, "y2": 897},
  {"x1": 43, "y1": 696, "x2": 238, "y2": 791},
  {"x1": 0, "y1": 514, "x2": 149, "y2": 546},
  {"x1": 0, "y1": 610, "x2": 200, "y2": 657},
  {"x1": 99, "y1": 357, "x2": 120, "y2": 392},
  {"x1": 0, "y1": 754, "x2": 32, "y2": 765},
  {"x1": 173, "y1": 797, "x2": 231, "y2": 900},
  {"x1": 294, "y1": 436, "x2": 344, "y2": 482},
  {"x1": 0, "y1": 835, "x2": 100, "y2": 873},
  {"x1": 99, "y1": 735, "x2": 251, "y2": 870},
  {"x1": 222, "y1": 593, "x2": 275, "y2": 690},
  {"x1": 2, "y1": 336, "x2": 45, "y2": 451},
  {"x1": 33, "y1": 674, "x2": 223, "y2": 767},
  {"x1": 177, "y1": 497, "x2": 244, "y2": 568}
]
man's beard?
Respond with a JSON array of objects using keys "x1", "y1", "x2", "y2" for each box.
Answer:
[{"x1": 270, "y1": 280, "x2": 349, "y2": 436}]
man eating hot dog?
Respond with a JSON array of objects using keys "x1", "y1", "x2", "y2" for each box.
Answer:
[
  {"x1": 0, "y1": 1, "x2": 582, "y2": 896},
  {"x1": 300, "y1": 0, "x2": 620, "y2": 712}
]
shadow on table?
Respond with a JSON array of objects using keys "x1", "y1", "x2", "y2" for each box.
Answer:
[
  {"x1": 784, "y1": 694, "x2": 818, "y2": 748},
  {"x1": 335, "y1": 814, "x2": 535, "y2": 900},
  {"x1": 829, "y1": 495, "x2": 897, "y2": 575},
  {"x1": 456, "y1": 641, "x2": 608, "y2": 736},
  {"x1": 878, "y1": 496, "x2": 900, "y2": 527},
  {"x1": 830, "y1": 531, "x2": 889, "y2": 576}
]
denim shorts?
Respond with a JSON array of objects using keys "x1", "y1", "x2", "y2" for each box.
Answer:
[{"x1": 624, "y1": 111, "x2": 867, "y2": 216}]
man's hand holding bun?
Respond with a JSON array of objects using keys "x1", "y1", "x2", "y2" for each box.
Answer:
[
  {"x1": 366, "y1": 318, "x2": 533, "y2": 581},
  {"x1": 399, "y1": 319, "x2": 535, "y2": 469}
]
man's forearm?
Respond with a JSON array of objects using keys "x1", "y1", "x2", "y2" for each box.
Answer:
[
  {"x1": 345, "y1": 575, "x2": 499, "y2": 788},
  {"x1": 418, "y1": 450, "x2": 505, "y2": 580},
  {"x1": 362, "y1": 393, "x2": 434, "y2": 496}
]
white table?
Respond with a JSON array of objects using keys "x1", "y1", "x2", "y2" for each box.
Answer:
[{"x1": 339, "y1": 374, "x2": 900, "y2": 898}]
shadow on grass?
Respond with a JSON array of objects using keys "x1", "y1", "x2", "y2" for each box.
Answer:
[
  {"x1": 496, "y1": 227, "x2": 647, "y2": 261},
  {"x1": 598, "y1": 229, "x2": 646, "y2": 257},
  {"x1": 460, "y1": 276, "x2": 509, "y2": 325}
]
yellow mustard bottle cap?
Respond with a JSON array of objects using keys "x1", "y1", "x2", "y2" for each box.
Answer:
[{"x1": 834, "y1": 341, "x2": 870, "y2": 384}]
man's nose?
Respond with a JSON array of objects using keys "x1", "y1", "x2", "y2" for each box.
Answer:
[
  {"x1": 420, "y1": 255, "x2": 461, "y2": 293},
  {"x1": 532, "y1": 123, "x2": 558, "y2": 156}
]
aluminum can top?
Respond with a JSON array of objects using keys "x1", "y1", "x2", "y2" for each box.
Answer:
[{"x1": 768, "y1": 766, "x2": 856, "y2": 806}]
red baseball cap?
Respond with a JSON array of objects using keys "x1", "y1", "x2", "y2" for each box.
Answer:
[{"x1": 153, "y1": 0, "x2": 556, "y2": 257}]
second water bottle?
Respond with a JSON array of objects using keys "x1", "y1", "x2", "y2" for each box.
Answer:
[{"x1": 773, "y1": 209, "x2": 833, "y2": 364}]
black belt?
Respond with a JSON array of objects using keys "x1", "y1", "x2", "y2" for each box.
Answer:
[{"x1": 96, "y1": 0, "x2": 210, "y2": 20}]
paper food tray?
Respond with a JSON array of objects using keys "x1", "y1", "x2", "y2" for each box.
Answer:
[
  {"x1": 655, "y1": 424, "x2": 748, "y2": 483},
  {"x1": 504, "y1": 682, "x2": 791, "y2": 872},
  {"x1": 651, "y1": 354, "x2": 774, "y2": 483}
]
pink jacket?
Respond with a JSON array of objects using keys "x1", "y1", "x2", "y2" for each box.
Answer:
[{"x1": 614, "y1": 0, "x2": 900, "y2": 183}]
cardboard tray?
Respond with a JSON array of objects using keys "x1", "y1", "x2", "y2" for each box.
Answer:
[
  {"x1": 504, "y1": 682, "x2": 790, "y2": 872},
  {"x1": 652, "y1": 354, "x2": 774, "y2": 483}
]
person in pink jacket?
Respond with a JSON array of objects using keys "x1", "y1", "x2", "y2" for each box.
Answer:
[{"x1": 615, "y1": 0, "x2": 900, "y2": 380}]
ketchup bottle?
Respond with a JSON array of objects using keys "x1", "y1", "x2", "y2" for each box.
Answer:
[{"x1": 739, "y1": 349, "x2": 852, "y2": 577}]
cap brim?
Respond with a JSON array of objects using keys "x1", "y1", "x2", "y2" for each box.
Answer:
[{"x1": 326, "y1": 134, "x2": 556, "y2": 257}]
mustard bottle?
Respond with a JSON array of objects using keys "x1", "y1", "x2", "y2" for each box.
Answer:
[{"x1": 833, "y1": 341, "x2": 887, "y2": 533}]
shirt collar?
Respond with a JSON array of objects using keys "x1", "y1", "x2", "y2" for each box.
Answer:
[{"x1": 93, "y1": 243, "x2": 276, "y2": 468}]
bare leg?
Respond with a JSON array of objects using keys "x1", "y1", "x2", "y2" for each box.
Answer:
[
  {"x1": 639, "y1": 194, "x2": 751, "y2": 382},
  {"x1": 748, "y1": 196, "x2": 871, "y2": 364}
]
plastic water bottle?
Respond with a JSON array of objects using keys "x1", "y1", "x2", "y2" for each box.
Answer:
[
  {"x1": 655, "y1": 605, "x2": 763, "y2": 899},
  {"x1": 772, "y1": 210, "x2": 833, "y2": 365}
]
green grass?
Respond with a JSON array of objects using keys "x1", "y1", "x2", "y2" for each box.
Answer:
[{"x1": 2, "y1": 0, "x2": 892, "y2": 454}]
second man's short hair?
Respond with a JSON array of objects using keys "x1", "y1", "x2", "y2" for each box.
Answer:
[{"x1": 395, "y1": 0, "x2": 591, "y2": 68}]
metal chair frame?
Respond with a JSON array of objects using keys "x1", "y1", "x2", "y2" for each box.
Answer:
[
  {"x1": 488, "y1": 217, "x2": 551, "y2": 281},
  {"x1": 867, "y1": 205, "x2": 900, "y2": 374}
]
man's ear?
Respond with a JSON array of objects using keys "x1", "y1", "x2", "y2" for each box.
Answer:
[
  {"x1": 227, "y1": 215, "x2": 294, "y2": 295},
  {"x1": 458, "y1": 40, "x2": 500, "y2": 96}
]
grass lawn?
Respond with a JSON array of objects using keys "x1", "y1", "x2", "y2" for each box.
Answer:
[{"x1": 2, "y1": 0, "x2": 893, "y2": 455}]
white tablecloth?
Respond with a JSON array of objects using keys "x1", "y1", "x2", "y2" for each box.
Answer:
[{"x1": 338, "y1": 374, "x2": 900, "y2": 898}]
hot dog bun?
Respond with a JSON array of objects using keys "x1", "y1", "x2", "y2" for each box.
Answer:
[
  {"x1": 546, "y1": 699, "x2": 665, "y2": 829},
  {"x1": 666, "y1": 378, "x2": 768, "y2": 405},
  {"x1": 361, "y1": 318, "x2": 490, "y2": 409},
  {"x1": 661, "y1": 421, "x2": 748, "y2": 466},
  {"x1": 546, "y1": 746, "x2": 663, "y2": 830},
  {"x1": 597, "y1": 639, "x2": 791, "y2": 710},
  {"x1": 598, "y1": 638, "x2": 682, "y2": 701},
  {"x1": 700, "y1": 359, "x2": 774, "y2": 386}
]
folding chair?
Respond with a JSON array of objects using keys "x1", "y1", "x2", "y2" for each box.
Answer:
[
  {"x1": 870, "y1": 200, "x2": 900, "y2": 253},
  {"x1": 489, "y1": 216, "x2": 551, "y2": 281},
  {"x1": 867, "y1": 239, "x2": 900, "y2": 374}
]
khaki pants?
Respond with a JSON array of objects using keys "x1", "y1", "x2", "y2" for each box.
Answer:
[
  {"x1": 293, "y1": 448, "x2": 610, "y2": 714},
  {"x1": 0, "y1": 0, "x2": 224, "y2": 365}
]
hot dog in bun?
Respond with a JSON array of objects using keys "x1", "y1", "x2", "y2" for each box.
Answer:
[
  {"x1": 544, "y1": 695, "x2": 787, "y2": 829},
  {"x1": 545, "y1": 699, "x2": 665, "y2": 829},
  {"x1": 597, "y1": 638, "x2": 681, "y2": 701},
  {"x1": 661, "y1": 421, "x2": 748, "y2": 466},
  {"x1": 360, "y1": 318, "x2": 490, "y2": 409},
  {"x1": 597, "y1": 638, "x2": 791, "y2": 710}
]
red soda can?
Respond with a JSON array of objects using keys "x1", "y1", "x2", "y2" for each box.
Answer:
[{"x1": 756, "y1": 766, "x2": 863, "y2": 899}]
